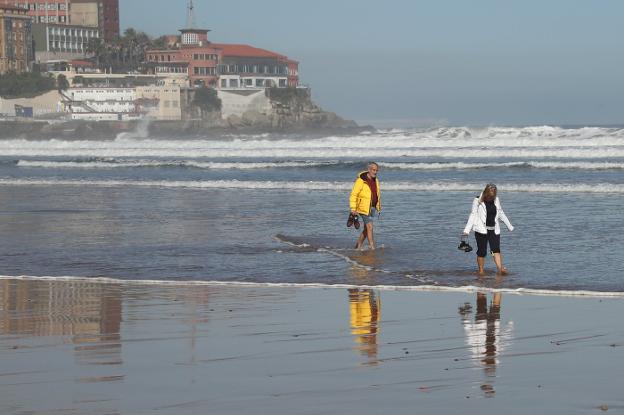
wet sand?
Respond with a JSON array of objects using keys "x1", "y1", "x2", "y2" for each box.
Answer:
[{"x1": 1, "y1": 278, "x2": 623, "y2": 414}]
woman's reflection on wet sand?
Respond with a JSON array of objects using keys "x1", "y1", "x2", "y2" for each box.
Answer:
[{"x1": 459, "y1": 291, "x2": 514, "y2": 397}]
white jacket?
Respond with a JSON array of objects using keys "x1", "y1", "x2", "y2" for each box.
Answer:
[{"x1": 463, "y1": 196, "x2": 514, "y2": 235}]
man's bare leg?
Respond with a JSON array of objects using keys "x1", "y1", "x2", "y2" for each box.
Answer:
[
  {"x1": 355, "y1": 227, "x2": 367, "y2": 249},
  {"x1": 365, "y1": 223, "x2": 375, "y2": 250}
]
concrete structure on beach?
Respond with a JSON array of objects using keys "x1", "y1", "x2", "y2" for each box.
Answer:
[{"x1": 62, "y1": 84, "x2": 182, "y2": 121}]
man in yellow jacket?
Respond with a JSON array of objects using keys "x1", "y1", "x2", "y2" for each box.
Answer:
[{"x1": 349, "y1": 162, "x2": 382, "y2": 250}]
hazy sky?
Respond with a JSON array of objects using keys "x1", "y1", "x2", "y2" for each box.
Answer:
[{"x1": 122, "y1": 0, "x2": 624, "y2": 126}]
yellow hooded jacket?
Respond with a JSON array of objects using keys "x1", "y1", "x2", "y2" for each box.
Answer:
[{"x1": 349, "y1": 171, "x2": 381, "y2": 215}]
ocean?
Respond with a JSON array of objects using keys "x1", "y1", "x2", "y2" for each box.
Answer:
[{"x1": 1, "y1": 125, "x2": 623, "y2": 294}]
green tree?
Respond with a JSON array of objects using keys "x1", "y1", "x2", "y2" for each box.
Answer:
[
  {"x1": 56, "y1": 74, "x2": 69, "y2": 91},
  {"x1": 0, "y1": 71, "x2": 56, "y2": 98},
  {"x1": 193, "y1": 87, "x2": 222, "y2": 116},
  {"x1": 86, "y1": 27, "x2": 177, "y2": 73},
  {"x1": 152, "y1": 36, "x2": 169, "y2": 49}
]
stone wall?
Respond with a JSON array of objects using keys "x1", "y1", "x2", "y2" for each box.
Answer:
[{"x1": 0, "y1": 90, "x2": 62, "y2": 117}]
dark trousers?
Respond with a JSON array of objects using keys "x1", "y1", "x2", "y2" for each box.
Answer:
[{"x1": 475, "y1": 230, "x2": 501, "y2": 257}]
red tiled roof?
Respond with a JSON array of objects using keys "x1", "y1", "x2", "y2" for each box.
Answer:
[{"x1": 211, "y1": 43, "x2": 288, "y2": 59}]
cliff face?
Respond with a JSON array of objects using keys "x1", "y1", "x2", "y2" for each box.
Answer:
[
  {"x1": 217, "y1": 87, "x2": 359, "y2": 131},
  {"x1": 0, "y1": 87, "x2": 367, "y2": 139}
]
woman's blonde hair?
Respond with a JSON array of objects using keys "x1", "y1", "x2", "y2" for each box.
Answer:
[{"x1": 480, "y1": 183, "x2": 497, "y2": 202}]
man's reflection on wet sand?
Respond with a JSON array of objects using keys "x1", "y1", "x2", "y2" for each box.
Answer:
[
  {"x1": 459, "y1": 291, "x2": 514, "y2": 397},
  {"x1": 348, "y1": 288, "x2": 381, "y2": 365}
]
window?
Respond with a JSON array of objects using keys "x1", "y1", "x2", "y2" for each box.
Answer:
[
  {"x1": 245, "y1": 79, "x2": 253, "y2": 86},
  {"x1": 230, "y1": 79, "x2": 238, "y2": 88},
  {"x1": 255, "y1": 79, "x2": 264, "y2": 87},
  {"x1": 279, "y1": 79, "x2": 287, "y2": 87},
  {"x1": 221, "y1": 79, "x2": 227, "y2": 88}
]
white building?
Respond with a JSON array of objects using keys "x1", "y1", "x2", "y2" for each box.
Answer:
[
  {"x1": 61, "y1": 85, "x2": 183, "y2": 121},
  {"x1": 135, "y1": 85, "x2": 182, "y2": 121},
  {"x1": 63, "y1": 88, "x2": 139, "y2": 121}
]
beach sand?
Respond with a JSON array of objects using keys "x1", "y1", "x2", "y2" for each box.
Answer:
[{"x1": 1, "y1": 277, "x2": 623, "y2": 414}]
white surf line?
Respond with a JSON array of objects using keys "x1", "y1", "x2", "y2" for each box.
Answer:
[
  {"x1": 5, "y1": 147, "x2": 624, "y2": 158},
  {"x1": 2, "y1": 179, "x2": 624, "y2": 194},
  {"x1": 377, "y1": 161, "x2": 624, "y2": 171},
  {"x1": 15, "y1": 160, "x2": 340, "y2": 170},
  {"x1": 1, "y1": 275, "x2": 623, "y2": 299}
]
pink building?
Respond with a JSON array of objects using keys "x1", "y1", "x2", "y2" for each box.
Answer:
[{"x1": 145, "y1": 28, "x2": 299, "y2": 88}]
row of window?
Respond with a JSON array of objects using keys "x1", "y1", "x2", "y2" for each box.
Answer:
[
  {"x1": 155, "y1": 66, "x2": 187, "y2": 74},
  {"x1": 28, "y1": 3, "x2": 68, "y2": 11},
  {"x1": 9, "y1": 2, "x2": 68, "y2": 11},
  {"x1": 192, "y1": 53, "x2": 217, "y2": 61},
  {"x1": 182, "y1": 33, "x2": 198, "y2": 45},
  {"x1": 73, "y1": 90, "x2": 134, "y2": 95},
  {"x1": 48, "y1": 28, "x2": 98, "y2": 38},
  {"x1": 219, "y1": 64, "x2": 288, "y2": 75},
  {"x1": 220, "y1": 78, "x2": 287, "y2": 88},
  {"x1": 48, "y1": 41, "x2": 88, "y2": 52},
  {"x1": 151, "y1": 55, "x2": 175, "y2": 62},
  {"x1": 38, "y1": 15, "x2": 67, "y2": 23},
  {"x1": 193, "y1": 66, "x2": 216, "y2": 76}
]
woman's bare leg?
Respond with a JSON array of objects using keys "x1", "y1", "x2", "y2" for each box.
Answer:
[
  {"x1": 492, "y1": 253, "x2": 507, "y2": 274},
  {"x1": 477, "y1": 256, "x2": 486, "y2": 276}
]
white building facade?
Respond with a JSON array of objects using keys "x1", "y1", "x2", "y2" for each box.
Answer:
[{"x1": 64, "y1": 88, "x2": 139, "y2": 121}]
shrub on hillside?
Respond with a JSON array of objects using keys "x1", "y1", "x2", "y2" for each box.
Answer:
[{"x1": 0, "y1": 71, "x2": 56, "y2": 98}]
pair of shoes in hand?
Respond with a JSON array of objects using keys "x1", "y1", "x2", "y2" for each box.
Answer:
[{"x1": 347, "y1": 213, "x2": 360, "y2": 229}]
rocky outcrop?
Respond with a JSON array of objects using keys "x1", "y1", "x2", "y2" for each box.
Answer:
[
  {"x1": 222, "y1": 88, "x2": 358, "y2": 131},
  {"x1": 0, "y1": 87, "x2": 369, "y2": 139}
]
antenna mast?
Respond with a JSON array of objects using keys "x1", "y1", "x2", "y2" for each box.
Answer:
[{"x1": 187, "y1": 0, "x2": 196, "y2": 28}]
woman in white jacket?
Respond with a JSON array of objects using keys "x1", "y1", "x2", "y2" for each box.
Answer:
[{"x1": 463, "y1": 183, "x2": 514, "y2": 275}]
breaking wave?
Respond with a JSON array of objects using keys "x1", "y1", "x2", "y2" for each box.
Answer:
[
  {"x1": 14, "y1": 159, "x2": 624, "y2": 171},
  {"x1": 1, "y1": 178, "x2": 624, "y2": 193},
  {"x1": 1, "y1": 125, "x2": 624, "y2": 159}
]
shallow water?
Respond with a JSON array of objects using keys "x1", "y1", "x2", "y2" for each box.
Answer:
[{"x1": 1, "y1": 126, "x2": 623, "y2": 292}]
